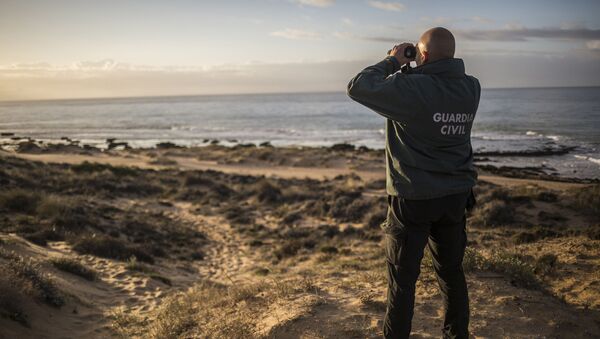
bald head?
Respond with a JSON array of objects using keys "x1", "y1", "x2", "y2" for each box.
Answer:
[{"x1": 416, "y1": 27, "x2": 455, "y2": 65}]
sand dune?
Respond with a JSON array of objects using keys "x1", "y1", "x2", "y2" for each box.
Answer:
[{"x1": 0, "y1": 146, "x2": 598, "y2": 338}]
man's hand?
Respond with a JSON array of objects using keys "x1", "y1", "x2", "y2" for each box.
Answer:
[{"x1": 388, "y1": 43, "x2": 414, "y2": 65}]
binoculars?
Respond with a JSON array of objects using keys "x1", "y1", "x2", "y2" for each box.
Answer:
[
  {"x1": 404, "y1": 46, "x2": 417, "y2": 59},
  {"x1": 388, "y1": 45, "x2": 417, "y2": 60}
]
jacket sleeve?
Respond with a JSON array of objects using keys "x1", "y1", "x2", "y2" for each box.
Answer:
[{"x1": 347, "y1": 57, "x2": 422, "y2": 123}]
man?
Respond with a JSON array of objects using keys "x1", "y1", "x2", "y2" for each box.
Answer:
[{"x1": 347, "y1": 27, "x2": 480, "y2": 339}]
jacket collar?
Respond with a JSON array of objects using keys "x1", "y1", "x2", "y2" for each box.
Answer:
[{"x1": 410, "y1": 58, "x2": 465, "y2": 78}]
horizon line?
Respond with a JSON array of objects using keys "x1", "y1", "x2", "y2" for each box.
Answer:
[{"x1": 1, "y1": 85, "x2": 599, "y2": 104}]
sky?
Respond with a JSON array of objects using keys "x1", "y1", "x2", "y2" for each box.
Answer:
[{"x1": 1, "y1": 0, "x2": 599, "y2": 100}]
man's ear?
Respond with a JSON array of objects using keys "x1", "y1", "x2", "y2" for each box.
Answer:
[{"x1": 421, "y1": 50, "x2": 429, "y2": 64}]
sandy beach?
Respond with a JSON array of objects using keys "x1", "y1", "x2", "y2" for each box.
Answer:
[{"x1": 0, "y1": 140, "x2": 599, "y2": 338}]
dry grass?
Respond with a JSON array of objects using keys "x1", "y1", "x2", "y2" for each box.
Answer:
[
  {"x1": 566, "y1": 184, "x2": 600, "y2": 219},
  {"x1": 70, "y1": 161, "x2": 138, "y2": 177},
  {"x1": 0, "y1": 275, "x2": 29, "y2": 327},
  {"x1": 49, "y1": 257, "x2": 98, "y2": 281},
  {"x1": 511, "y1": 227, "x2": 560, "y2": 244},
  {"x1": 113, "y1": 282, "x2": 258, "y2": 338},
  {"x1": 112, "y1": 276, "x2": 325, "y2": 338},
  {"x1": 0, "y1": 249, "x2": 65, "y2": 309},
  {"x1": 125, "y1": 255, "x2": 155, "y2": 273},
  {"x1": 0, "y1": 189, "x2": 41, "y2": 214},
  {"x1": 364, "y1": 203, "x2": 387, "y2": 229},
  {"x1": 72, "y1": 236, "x2": 154, "y2": 263},
  {"x1": 148, "y1": 156, "x2": 178, "y2": 166},
  {"x1": 124, "y1": 256, "x2": 172, "y2": 286},
  {"x1": 470, "y1": 200, "x2": 515, "y2": 227},
  {"x1": 463, "y1": 247, "x2": 540, "y2": 289},
  {"x1": 252, "y1": 179, "x2": 282, "y2": 204},
  {"x1": 0, "y1": 190, "x2": 88, "y2": 246},
  {"x1": 2, "y1": 152, "x2": 599, "y2": 336}
]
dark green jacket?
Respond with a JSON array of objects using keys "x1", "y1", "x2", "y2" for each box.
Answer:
[{"x1": 347, "y1": 57, "x2": 480, "y2": 199}]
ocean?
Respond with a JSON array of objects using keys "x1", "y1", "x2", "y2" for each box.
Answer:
[{"x1": 1, "y1": 87, "x2": 599, "y2": 179}]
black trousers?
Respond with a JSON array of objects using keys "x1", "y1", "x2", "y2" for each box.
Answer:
[{"x1": 382, "y1": 191, "x2": 471, "y2": 339}]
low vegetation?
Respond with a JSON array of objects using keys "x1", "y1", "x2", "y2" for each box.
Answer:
[
  {"x1": 463, "y1": 248, "x2": 560, "y2": 289},
  {"x1": 49, "y1": 257, "x2": 98, "y2": 281},
  {"x1": 0, "y1": 249, "x2": 65, "y2": 313},
  {"x1": 0, "y1": 150, "x2": 598, "y2": 336},
  {"x1": 0, "y1": 157, "x2": 207, "y2": 265},
  {"x1": 73, "y1": 236, "x2": 155, "y2": 263},
  {"x1": 566, "y1": 184, "x2": 600, "y2": 219},
  {"x1": 112, "y1": 277, "x2": 324, "y2": 338}
]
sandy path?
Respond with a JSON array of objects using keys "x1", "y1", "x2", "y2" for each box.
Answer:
[
  {"x1": 0, "y1": 201, "x2": 257, "y2": 338},
  {"x1": 3, "y1": 151, "x2": 588, "y2": 191},
  {"x1": 0, "y1": 234, "x2": 168, "y2": 338},
  {"x1": 167, "y1": 202, "x2": 255, "y2": 284}
]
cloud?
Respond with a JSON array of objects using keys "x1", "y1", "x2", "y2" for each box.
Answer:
[
  {"x1": 586, "y1": 40, "x2": 600, "y2": 50},
  {"x1": 333, "y1": 31, "x2": 407, "y2": 43},
  {"x1": 367, "y1": 1, "x2": 405, "y2": 12},
  {"x1": 270, "y1": 28, "x2": 321, "y2": 40},
  {"x1": 419, "y1": 16, "x2": 495, "y2": 26},
  {"x1": 72, "y1": 59, "x2": 119, "y2": 71},
  {"x1": 335, "y1": 26, "x2": 600, "y2": 47},
  {"x1": 342, "y1": 17, "x2": 353, "y2": 26},
  {"x1": 2, "y1": 54, "x2": 600, "y2": 101},
  {"x1": 0, "y1": 59, "x2": 212, "y2": 77},
  {"x1": 419, "y1": 16, "x2": 453, "y2": 25},
  {"x1": 295, "y1": 0, "x2": 335, "y2": 8},
  {"x1": 471, "y1": 16, "x2": 494, "y2": 24},
  {"x1": 0, "y1": 59, "x2": 368, "y2": 100},
  {"x1": 456, "y1": 26, "x2": 600, "y2": 41},
  {"x1": 1, "y1": 62, "x2": 54, "y2": 71}
]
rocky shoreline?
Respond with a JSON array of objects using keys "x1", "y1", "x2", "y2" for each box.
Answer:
[{"x1": 1, "y1": 135, "x2": 597, "y2": 184}]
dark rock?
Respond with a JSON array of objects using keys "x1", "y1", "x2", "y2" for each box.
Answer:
[
  {"x1": 107, "y1": 141, "x2": 130, "y2": 150},
  {"x1": 156, "y1": 142, "x2": 182, "y2": 149},
  {"x1": 331, "y1": 143, "x2": 355, "y2": 152},
  {"x1": 16, "y1": 141, "x2": 42, "y2": 153}
]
